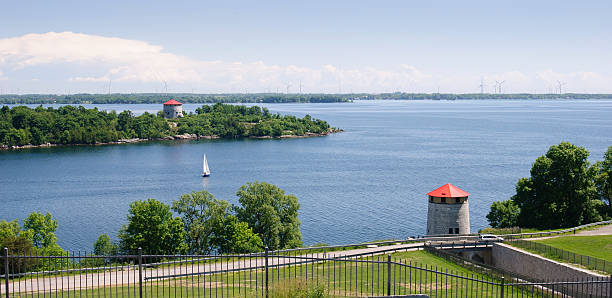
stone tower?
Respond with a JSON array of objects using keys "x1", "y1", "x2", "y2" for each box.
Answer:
[
  {"x1": 426, "y1": 183, "x2": 470, "y2": 235},
  {"x1": 163, "y1": 99, "x2": 183, "y2": 119}
]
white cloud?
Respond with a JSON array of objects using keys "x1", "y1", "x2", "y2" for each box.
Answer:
[
  {"x1": 0, "y1": 32, "x2": 611, "y2": 93},
  {"x1": 535, "y1": 70, "x2": 612, "y2": 93},
  {"x1": 536, "y1": 69, "x2": 607, "y2": 84},
  {"x1": 0, "y1": 32, "x2": 437, "y2": 92},
  {"x1": 69, "y1": 76, "x2": 110, "y2": 82}
]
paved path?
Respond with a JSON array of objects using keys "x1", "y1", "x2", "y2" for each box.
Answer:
[
  {"x1": 2, "y1": 243, "x2": 424, "y2": 295},
  {"x1": 524, "y1": 223, "x2": 612, "y2": 241},
  {"x1": 575, "y1": 223, "x2": 612, "y2": 236}
]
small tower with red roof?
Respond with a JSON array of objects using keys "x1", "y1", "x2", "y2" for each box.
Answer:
[
  {"x1": 163, "y1": 99, "x2": 183, "y2": 119},
  {"x1": 426, "y1": 183, "x2": 470, "y2": 235}
]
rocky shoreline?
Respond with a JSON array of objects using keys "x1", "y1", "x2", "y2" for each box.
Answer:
[{"x1": 0, "y1": 129, "x2": 343, "y2": 150}]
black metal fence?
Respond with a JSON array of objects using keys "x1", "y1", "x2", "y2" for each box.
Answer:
[
  {"x1": 2, "y1": 247, "x2": 611, "y2": 297},
  {"x1": 508, "y1": 239, "x2": 612, "y2": 274}
]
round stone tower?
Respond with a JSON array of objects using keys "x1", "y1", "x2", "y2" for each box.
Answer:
[
  {"x1": 163, "y1": 99, "x2": 183, "y2": 119},
  {"x1": 426, "y1": 183, "x2": 470, "y2": 235}
]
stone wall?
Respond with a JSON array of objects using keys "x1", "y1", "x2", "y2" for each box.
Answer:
[
  {"x1": 163, "y1": 105, "x2": 183, "y2": 119},
  {"x1": 426, "y1": 201, "x2": 470, "y2": 235},
  {"x1": 491, "y1": 243, "x2": 609, "y2": 296}
]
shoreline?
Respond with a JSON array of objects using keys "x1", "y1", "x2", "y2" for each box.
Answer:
[{"x1": 0, "y1": 129, "x2": 343, "y2": 151}]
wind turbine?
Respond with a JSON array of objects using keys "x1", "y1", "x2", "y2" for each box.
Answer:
[
  {"x1": 557, "y1": 80, "x2": 566, "y2": 95},
  {"x1": 479, "y1": 78, "x2": 485, "y2": 94},
  {"x1": 495, "y1": 80, "x2": 505, "y2": 94}
]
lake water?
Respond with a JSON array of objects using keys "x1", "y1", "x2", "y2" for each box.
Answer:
[{"x1": 1, "y1": 100, "x2": 611, "y2": 251}]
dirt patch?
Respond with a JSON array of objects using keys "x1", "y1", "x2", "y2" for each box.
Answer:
[
  {"x1": 149, "y1": 280, "x2": 227, "y2": 288},
  {"x1": 397, "y1": 282, "x2": 452, "y2": 291}
]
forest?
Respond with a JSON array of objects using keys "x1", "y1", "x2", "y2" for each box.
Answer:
[
  {"x1": 1, "y1": 92, "x2": 612, "y2": 104},
  {"x1": 0, "y1": 103, "x2": 335, "y2": 147}
]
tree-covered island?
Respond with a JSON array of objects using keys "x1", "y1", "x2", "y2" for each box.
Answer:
[{"x1": 0, "y1": 103, "x2": 341, "y2": 149}]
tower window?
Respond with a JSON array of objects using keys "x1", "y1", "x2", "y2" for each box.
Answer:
[
  {"x1": 441, "y1": 197, "x2": 446, "y2": 203},
  {"x1": 455, "y1": 228, "x2": 459, "y2": 234},
  {"x1": 448, "y1": 228, "x2": 453, "y2": 234},
  {"x1": 456, "y1": 198, "x2": 461, "y2": 203}
]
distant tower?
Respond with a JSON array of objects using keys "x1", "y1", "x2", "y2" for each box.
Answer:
[
  {"x1": 426, "y1": 183, "x2": 470, "y2": 235},
  {"x1": 163, "y1": 99, "x2": 183, "y2": 119}
]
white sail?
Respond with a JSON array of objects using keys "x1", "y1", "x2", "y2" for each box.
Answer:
[{"x1": 202, "y1": 154, "x2": 211, "y2": 176}]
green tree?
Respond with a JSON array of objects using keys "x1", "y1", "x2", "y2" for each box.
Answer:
[
  {"x1": 0, "y1": 219, "x2": 21, "y2": 241},
  {"x1": 594, "y1": 146, "x2": 612, "y2": 218},
  {"x1": 512, "y1": 142, "x2": 602, "y2": 228},
  {"x1": 118, "y1": 199, "x2": 187, "y2": 254},
  {"x1": 171, "y1": 191, "x2": 233, "y2": 254},
  {"x1": 1, "y1": 235, "x2": 35, "y2": 275},
  {"x1": 235, "y1": 182, "x2": 302, "y2": 250},
  {"x1": 216, "y1": 218, "x2": 263, "y2": 254},
  {"x1": 93, "y1": 233, "x2": 118, "y2": 256},
  {"x1": 22, "y1": 212, "x2": 58, "y2": 248},
  {"x1": 486, "y1": 200, "x2": 520, "y2": 228}
]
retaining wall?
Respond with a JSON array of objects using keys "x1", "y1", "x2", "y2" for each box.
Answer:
[{"x1": 492, "y1": 243, "x2": 609, "y2": 296}]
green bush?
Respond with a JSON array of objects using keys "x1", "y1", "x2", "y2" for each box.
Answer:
[{"x1": 269, "y1": 279, "x2": 328, "y2": 298}]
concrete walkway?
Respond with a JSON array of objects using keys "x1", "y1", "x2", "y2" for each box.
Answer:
[
  {"x1": 574, "y1": 223, "x2": 612, "y2": 236},
  {"x1": 2, "y1": 243, "x2": 424, "y2": 295},
  {"x1": 524, "y1": 223, "x2": 612, "y2": 241}
]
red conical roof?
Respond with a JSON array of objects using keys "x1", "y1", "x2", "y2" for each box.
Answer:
[
  {"x1": 163, "y1": 99, "x2": 182, "y2": 105},
  {"x1": 427, "y1": 183, "x2": 470, "y2": 198}
]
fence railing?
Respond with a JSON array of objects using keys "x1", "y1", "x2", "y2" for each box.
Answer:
[
  {"x1": 2, "y1": 247, "x2": 611, "y2": 297},
  {"x1": 508, "y1": 239, "x2": 612, "y2": 274}
]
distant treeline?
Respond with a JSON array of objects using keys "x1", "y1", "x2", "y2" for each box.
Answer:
[
  {"x1": 0, "y1": 103, "x2": 334, "y2": 147},
  {"x1": 1, "y1": 92, "x2": 612, "y2": 104},
  {"x1": 0, "y1": 94, "x2": 352, "y2": 104}
]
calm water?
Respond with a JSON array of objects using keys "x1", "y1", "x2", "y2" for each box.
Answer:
[{"x1": 1, "y1": 100, "x2": 611, "y2": 251}]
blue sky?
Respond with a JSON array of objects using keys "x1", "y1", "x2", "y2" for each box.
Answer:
[{"x1": 1, "y1": 0, "x2": 611, "y2": 94}]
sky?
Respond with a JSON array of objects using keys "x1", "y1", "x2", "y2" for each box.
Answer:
[{"x1": 1, "y1": 0, "x2": 611, "y2": 94}]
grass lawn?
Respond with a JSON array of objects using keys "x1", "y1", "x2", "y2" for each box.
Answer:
[{"x1": 534, "y1": 235, "x2": 612, "y2": 262}]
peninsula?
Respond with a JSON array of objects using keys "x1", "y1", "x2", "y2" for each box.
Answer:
[{"x1": 0, "y1": 103, "x2": 341, "y2": 149}]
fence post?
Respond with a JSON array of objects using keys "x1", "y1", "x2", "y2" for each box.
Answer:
[
  {"x1": 138, "y1": 247, "x2": 143, "y2": 298},
  {"x1": 322, "y1": 249, "x2": 326, "y2": 278},
  {"x1": 4, "y1": 247, "x2": 8, "y2": 298},
  {"x1": 265, "y1": 246, "x2": 269, "y2": 298},
  {"x1": 609, "y1": 274, "x2": 611, "y2": 298},
  {"x1": 387, "y1": 254, "x2": 391, "y2": 296},
  {"x1": 499, "y1": 276, "x2": 506, "y2": 298}
]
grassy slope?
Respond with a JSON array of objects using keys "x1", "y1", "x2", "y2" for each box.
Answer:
[{"x1": 534, "y1": 235, "x2": 612, "y2": 262}]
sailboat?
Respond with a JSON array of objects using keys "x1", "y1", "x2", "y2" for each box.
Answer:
[{"x1": 202, "y1": 154, "x2": 211, "y2": 177}]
